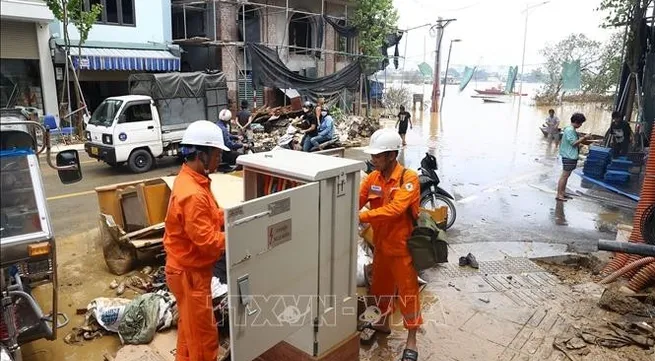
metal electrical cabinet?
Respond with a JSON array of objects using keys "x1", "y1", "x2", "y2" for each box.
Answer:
[{"x1": 224, "y1": 149, "x2": 365, "y2": 361}]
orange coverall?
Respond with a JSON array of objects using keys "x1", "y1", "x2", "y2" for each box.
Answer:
[
  {"x1": 164, "y1": 164, "x2": 225, "y2": 361},
  {"x1": 359, "y1": 163, "x2": 423, "y2": 330}
]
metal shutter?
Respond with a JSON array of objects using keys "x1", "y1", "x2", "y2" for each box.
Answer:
[{"x1": 0, "y1": 21, "x2": 39, "y2": 59}]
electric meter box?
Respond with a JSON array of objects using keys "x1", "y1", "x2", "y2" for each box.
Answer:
[{"x1": 223, "y1": 149, "x2": 365, "y2": 361}]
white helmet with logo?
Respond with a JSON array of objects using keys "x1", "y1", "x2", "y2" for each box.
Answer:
[
  {"x1": 219, "y1": 109, "x2": 232, "y2": 122},
  {"x1": 181, "y1": 120, "x2": 229, "y2": 151},
  {"x1": 364, "y1": 128, "x2": 403, "y2": 155}
]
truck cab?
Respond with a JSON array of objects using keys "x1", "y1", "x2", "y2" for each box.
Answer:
[
  {"x1": 1, "y1": 109, "x2": 82, "y2": 360},
  {"x1": 84, "y1": 95, "x2": 166, "y2": 173}
]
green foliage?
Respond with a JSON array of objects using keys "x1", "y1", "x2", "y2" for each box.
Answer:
[
  {"x1": 45, "y1": 0, "x2": 103, "y2": 45},
  {"x1": 597, "y1": 0, "x2": 635, "y2": 28},
  {"x1": 329, "y1": 106, "x2": 345, "y2": 122},
  {"x1": 382, "y1": 87, "x2": 411, "y2": 115},
  {"x1": 351, "y1": 0, "x2": 399, "y2": 72},
  {"x1": 538, "y1": 33, "x2": 621, "y2": 97}
]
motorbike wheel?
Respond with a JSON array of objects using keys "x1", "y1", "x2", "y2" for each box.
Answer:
[{"x1": 420, "y1": 192, "x2": 457, "y2": 230}]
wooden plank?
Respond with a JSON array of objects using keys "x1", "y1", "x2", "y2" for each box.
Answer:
[
  {"x1": 119, "y1": 223, "x2": 165, "y2": 242},
  {"x1": 130, "y1": 237, "x2": 163, "y2": 249}
]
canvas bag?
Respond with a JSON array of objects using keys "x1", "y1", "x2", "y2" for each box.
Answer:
[{"x1": 400, "y1": 169, "x2": 449, "y2": 272}]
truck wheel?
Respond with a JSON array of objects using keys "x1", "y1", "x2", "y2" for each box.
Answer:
[{"x1": 128, "y1": 149, "x2": 154, "y2": 173}]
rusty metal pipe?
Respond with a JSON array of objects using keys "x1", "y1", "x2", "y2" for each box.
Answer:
[{"x1": 598, "y1": 240, "x2": 655, "y2": 257}]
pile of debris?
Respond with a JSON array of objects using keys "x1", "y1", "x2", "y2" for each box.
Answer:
[{"x1": 242, "y1": 105, "x2": 380, "y2": 151}]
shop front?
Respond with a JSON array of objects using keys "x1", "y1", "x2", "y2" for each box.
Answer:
[{"x1": 0, "y1": 1, "x2": 58, "y2": 116}]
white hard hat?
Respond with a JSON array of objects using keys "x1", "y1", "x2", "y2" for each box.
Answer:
[
  {"x1": 219, "y1": 109, "x2": 232, "y2": 122},
  {"x1": 364, "y1": 128, "x2": 403, "y2": 155},
  {"x1": 181, "y1": 120, "x2": 229, "y2": 151}
]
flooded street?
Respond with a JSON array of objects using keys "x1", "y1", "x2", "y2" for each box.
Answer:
[{"x1": 360, "y1": 82, "x2": 635, "y2": 250}]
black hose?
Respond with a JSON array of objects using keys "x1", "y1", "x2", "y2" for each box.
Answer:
[{"x1": 642, "y1": 204, "x2": 655, "y2": 245}]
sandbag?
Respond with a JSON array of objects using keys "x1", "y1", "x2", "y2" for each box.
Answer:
[{"x1": 87, "y1": 297, "x2": 132, "y2": 333}]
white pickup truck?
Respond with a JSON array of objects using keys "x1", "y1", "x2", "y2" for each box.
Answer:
[{"x1": 84, "y1": 72, "x2": 228, "y2": 173}]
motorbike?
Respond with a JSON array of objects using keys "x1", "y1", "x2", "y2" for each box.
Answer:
[
  {"x1": 275, "y1": 124, "x2": 341, "y2": 152},
  {"x1": 365, "y1": 152, "x2": 457, "y2": 229}
]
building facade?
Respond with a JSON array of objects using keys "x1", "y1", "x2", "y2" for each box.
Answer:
[
  {"x1": 50, "y1": 0, "x2": 181, "y2": 112},
  {"x1": 0, "y1": 0, "x2": 58, "y2": 116},
  {"x1": 172, "y1": 0, "x2": 356, "y2": 109}
]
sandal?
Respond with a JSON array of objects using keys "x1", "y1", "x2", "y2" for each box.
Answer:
[
  {"x1": 400, "y1": 348, "x2": 419, "y2": 361},
  {"x1": 358, "y1": 322, "x2": 391, "y2": 345}
]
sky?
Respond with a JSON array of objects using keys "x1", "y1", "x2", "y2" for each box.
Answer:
[{"x1": 391, "y1": 0, "x2": 616, "y2": 72}]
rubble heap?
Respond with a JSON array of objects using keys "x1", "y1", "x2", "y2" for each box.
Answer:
[{"x1": 242, "y1": 106, "x2": 380, "y2": 151}]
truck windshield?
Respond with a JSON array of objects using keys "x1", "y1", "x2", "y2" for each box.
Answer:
[
  {"x1": 0, "y1": 154, "x2": 44, "y2": 241},
  {"x1": 89, "y1": 99, "x2": 123, "y2": 127}
]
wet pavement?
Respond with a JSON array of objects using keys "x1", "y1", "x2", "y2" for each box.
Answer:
[
  {"x1": 23, "y1": 83, "x2": 642, "y2": 360},
  {"x1": 347, "y1": 83, "x2": 636, "y2": 252}
]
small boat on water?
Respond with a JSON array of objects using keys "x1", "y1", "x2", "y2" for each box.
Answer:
[
  {"x1": 482, "y1": 97, "x2": 507, "y2": 104},
  {"x1": 474, "y1": 88, "x2": 528, "y2": 96}
]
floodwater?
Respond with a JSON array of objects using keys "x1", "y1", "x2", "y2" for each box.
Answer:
[{"x1": 365, "y1": 81, "x2": 634, "y2": 247}]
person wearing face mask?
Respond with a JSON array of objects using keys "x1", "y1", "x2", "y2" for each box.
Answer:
[
  {"x1": 308, "y1": 108, "x2": 335, "y2": 151},
  {"x1": 300, "y1": 101, "x2": 319, "y2": 152},
  {"x1": 163, "y1": 120, "x2": 230, "y2": 361}
]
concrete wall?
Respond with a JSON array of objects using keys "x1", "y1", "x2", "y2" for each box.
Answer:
[
  {"x1": 0, "y1": 0, "x2": 58, "y2": 115},
  {"x1": 55, "y1": 0, "x2": 172, "y2": 45},
  {"x1": 0, "y1": 0, "x2": 53, "y2": 22}
]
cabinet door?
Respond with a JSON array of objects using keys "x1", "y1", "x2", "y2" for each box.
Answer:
[{"x1": 225, "y1": 182, "x2": 319, "y2": 361}]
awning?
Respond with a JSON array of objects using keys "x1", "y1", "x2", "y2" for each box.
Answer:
[{"x1": 71, "y1": 47, "x2": 180, "y2": 72}]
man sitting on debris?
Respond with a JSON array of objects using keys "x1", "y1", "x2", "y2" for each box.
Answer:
[
  {"x1": 163, "y1": 120, "x2": 229, "y2": 361},
  {"x1": 217, "y1": 109, "x2": 248, "y2": 165},
  {"x1": 299, "y1": 101, "x2": 319, "y2": 152},
  {"x1": 358, "y1": 129, "x2": 422, "y2": 361},
  {"x1": 308, "y1": 107, "x2": 335, "y2": 150}
]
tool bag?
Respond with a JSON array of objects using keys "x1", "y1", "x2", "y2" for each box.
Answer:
[{"x1": 400, "y1": 169, "x2": 449, "y2": 272}]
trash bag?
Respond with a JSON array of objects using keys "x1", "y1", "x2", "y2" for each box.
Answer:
[
  {"x1": 407, "y1": 211, "x2": 448, "y2": 272},
  {"x1": 99, "y1": 214, "x2": 137, "y2": 275},
  {"x1": 118, "y1": 291, "x2": 176, "y2": 345},
  {"x1": 356, "y1": 243, "x2": 373, "y2": 287}
]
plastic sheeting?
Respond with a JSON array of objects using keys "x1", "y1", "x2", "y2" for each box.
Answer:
[
  {"x1": 459, "y1": 66, "x2": 477, "y2": 92},
  {"x1": 247, "y1": 44, "x2": 362, "y2": 98},
  {"x1": 323, "y1": 15, "x2": 358, "y2": 38},
  {"x1": 128, "y1": 72, "x2": 227, "y2": 100}
]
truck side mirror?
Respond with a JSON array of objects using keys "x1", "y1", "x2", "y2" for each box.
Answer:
[{"x1": 56, "y1": 150, "x2": 83, "y2": 184}]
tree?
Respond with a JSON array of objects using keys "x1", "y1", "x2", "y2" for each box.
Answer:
[
  {"x1": 46, "y1": 0, "x2": 102, "y2": 134},
  {"x1": 597, "y1": 0, "x2": 636, "y2": 27},
  {"x1": 351, "y1": 0, "x2": 399, "y2": 73},
  {"x1": 538, "y1": 34, "x2": 603, "y2": 97},
  {"x1": 581, "y1": 32, "x2": 623, "y2": 95}
]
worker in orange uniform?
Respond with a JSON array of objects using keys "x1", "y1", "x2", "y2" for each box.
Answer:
[
  {"x1": 359, "y1": 128, "x2": 422, "y2": 361},
  {"x1": 164, "y1": 120, "x2": 230, "y2": 361}
]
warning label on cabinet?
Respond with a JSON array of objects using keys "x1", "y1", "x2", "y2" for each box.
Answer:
[{"x1": 268, "y1": 219, "x2": 292, "y2": 249}]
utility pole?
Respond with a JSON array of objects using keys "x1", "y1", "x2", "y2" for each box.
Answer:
[
  {"x1": 441, "y1": 39, "x2": 461, "y2": 110},
  {"x1": 430, "y1": 17, "x2": 456, "y2": 113},
  {"x1": 517, "y1": 1, "x2": 550, "y2": 119}
]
